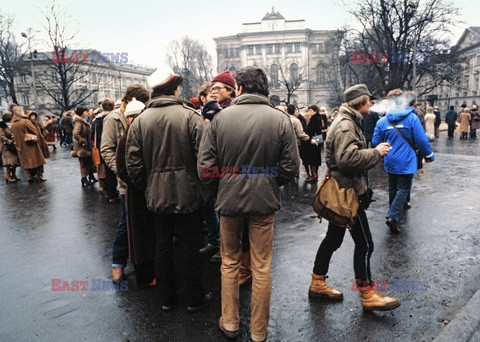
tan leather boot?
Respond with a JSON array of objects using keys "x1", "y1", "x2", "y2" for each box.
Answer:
[
  {"x1": 360, "y1": 286, "x2": 400, "y2": 311},
  {"x1": 308, "y1": 274, "x2": 343, "y2": 300},
  {"x1": 112, "y1": 267, "x2": 125, "y2": 282}
]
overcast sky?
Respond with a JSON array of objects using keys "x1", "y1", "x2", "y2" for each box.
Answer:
[{"x1": 3, "y1": 0, "x2": 479, "y2": 69}]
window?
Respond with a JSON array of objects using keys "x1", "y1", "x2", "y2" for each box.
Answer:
[
  {"x1": 247, "y1": 45, "x2": 254, "y2": 55},
  {"x1": 23, "y1": 94, "x2": 29, "y2": 105},
  {"x1": 235, "y1": 48, "x2": 240, "y2": 57},
  {"x1": 21, "y1": 74, "x2": 27, "y2": 84},
  {"x1": 477, "y1": 55, "x2": 480, "y2": 65},
  {"x1": 290, "y1": 63, "x2": 298, "y2": 80},
  {"x1": 311, "y1": 44, "x2": 317, "y2": 53},
  {"x1": 229, "y1": 66, "x2": 236, "y2": 73},
  {"x1": 286, "y1": 43, "x2": 293, "y2": 53},
  {"x1": 294, "y1": 43, "x2": 301, "y2": 52},
  {"x1": 266, "y1": 44, "x2": 273, "y2": 55},
  {"x1": 319, "y1": 43, "x2": 324, "y2": 53},
  {"x1": 274, "y1": 44, "x2": 281, "y2": 54},
  {"x1": 270, "y1": 64, "x2": 279, "y2": 86},
  {"x1": 317, "y1": 65, "x2": 326, "y2": 83},
  {"x1": 230, "y1": 48, "x2": 235, "y2": 57},
  {"x1": 255, "y1": 45, "x2": 262, "y2": 55}
]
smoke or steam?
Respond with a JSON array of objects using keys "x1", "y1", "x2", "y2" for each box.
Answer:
[{"x1": 370, "y1": 93, "x2": 417, "y2": 114}]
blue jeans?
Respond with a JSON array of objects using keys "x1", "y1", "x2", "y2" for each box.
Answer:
[
  {"x1": 387, "y1": 173, "x2": 414, "y2": 221},
  {"x1": 203, "y1": 196, "x2": 220, "y2": 248},
  {"x1": 112, "y1": 194, "x2": 128, "y2": 267}
]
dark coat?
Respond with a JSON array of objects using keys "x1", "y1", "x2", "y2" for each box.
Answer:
[
  {"x1": 303, "y1": 113, "x2": 325, "y2": 166},
  {"x1": 0, "y1": 123, "x2": 19, "y2": 166},
  {"x1": 197, "y1": 93, "x2": 299, "y2": 216},
  {"x1": 434, "y1": 110, "x2": 442, "y2": 127},
  {"x1": 445, "y1": 110, "x2": 458, "y2": 126},
  {"x1": 116, "y1": 122, "x2": 155, "y2": 285},
  {"x1": 126, "y1": 95, "x2": 209, "y2": 214},
  {"x1": 11, "y1": 115, "x2": 46, "y2": 169},
  {"x1": 71, "y1": 115, "x2": 92, "y2": 158},
  {"x1": 63, "y1": 115, "x2": 74, "y2": 134},
  {"x1": 470, "y1": 108, "x2": 480, "y2": 130},
  {"x1": 362, "y1": 111, "x2": 380, "y2": 142}
]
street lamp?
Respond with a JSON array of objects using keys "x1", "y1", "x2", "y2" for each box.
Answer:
[{"x1": 21, "y1": 31, "x2": 37, "y2": 109}]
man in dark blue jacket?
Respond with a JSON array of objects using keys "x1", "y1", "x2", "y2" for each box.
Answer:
[
  {"x1": 372, "y1": 89, "x2": 434, "y2": 234},
  {"x1": 445, "y1": 105, "x2": 458, "y2": 138}
]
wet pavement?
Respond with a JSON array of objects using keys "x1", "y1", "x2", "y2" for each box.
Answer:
[{"x1": 1, "y1": 131, "x2": 479, "y2": 341}]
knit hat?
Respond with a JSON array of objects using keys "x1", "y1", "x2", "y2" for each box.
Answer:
[
  {"x1": 189, "y1": 97, "x2": 200, "y2": 110},
  {"x1": 148, "y1": 65, "x2": 176, "y2": 89},
  {"x1": 124, "y1": 98, "x2": 145, "y2": 117},
  {"x1": 212, "y1": 71, "x2": 235, "y2": 89}
]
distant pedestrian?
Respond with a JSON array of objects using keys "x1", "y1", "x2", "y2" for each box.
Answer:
[
  {"x1": 415, "y1": 103, "x2": 426, "y2": 131},
  {"x1": 425, "y1": 106, "x2": 436, "y2": 137},
  {"x1": 71, "y1": 106, "x2": 97, "y2": 186},
  {"x1": 458, "y1": 108, "x2": 471, "y2": 139},
  {"x1": 433, "y1": 106, "x2": 441, "y2": 138},
  {"x1": 0, "y1": 113, "x2": 20, "y2": 183},
  {"x1": 10, "y1": 106, "x2": 47, "y2": 183},
  {"x1": 362, "y1": 107, "x2": 380, "y2": 147},
  {"x1": 43, "y1": 115, "x2": 57, "y2": 152},
  {"x1": 303, "y1": 104, "x2": 327, "y2": 182},
  {"x1": 445, "y1": 105, "x2": 458, "y2": 138},
  {"x1": 469, "y1": 104, "x2": 480, "y2": 138},
  {"x1": 63, "y1": 111, "x2": 74, "y2": 146}
]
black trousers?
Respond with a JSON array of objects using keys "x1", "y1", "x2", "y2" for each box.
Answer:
[
  {"x1": 447, "y1": 124, "x2": 455, "y2": 138},
  {"x1": 313, "y1": 206, "x2": 374, "y2": 283},
  {"x1": 153, "y1": 210, "x2": 205, "y2": 306},
  {"x1": 104, "y1": 165, "x2": 118, "y2": 199}
]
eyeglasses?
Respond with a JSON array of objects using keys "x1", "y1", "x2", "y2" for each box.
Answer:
[{"x1": 211, "y1": 86, "x2": 227, "y2": 92}]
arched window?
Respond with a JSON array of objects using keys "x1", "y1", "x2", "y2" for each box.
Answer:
[
  {"x1": 229, "y1": 66, "x2": 236, "y2": 73},
  {"x1": 290, "y1": 63, "x2": 298, "y2": 80},
  {"x1": 271, "y1": 64, "x2": 279, "y2": 86},
  {"x1": 317, "y1": 64, "x2": 326, "y2": 83}
]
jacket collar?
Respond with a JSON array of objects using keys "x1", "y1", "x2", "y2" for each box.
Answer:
[
  {"x1": 339, "y1": 104, "x2": 364, "y2": 126},
  {"x1": 230, "y1": 93, "x2": 272, "y2": 106},
  {"x1": 147, "y1": 95, "x2": 194, "y2": 109},
  {"x1": 73, "y1": 114, "x2": 89, "y2": 125}
]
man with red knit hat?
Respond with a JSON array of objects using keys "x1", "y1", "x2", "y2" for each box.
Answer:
[{"x1": 211, "y1": 71, "x2": 236, "y2": 108}]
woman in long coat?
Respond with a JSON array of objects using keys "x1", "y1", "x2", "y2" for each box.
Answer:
[
  {"x1": 10, "y1": 106, "x2": 46, "y2": 182},
  {"x1": 71, "y1": 106, "x2": 97, "y2": 186},
  {"x1": 458, "y1": 108, "x2": 471, "y2": 139},
  {"x1": 0, "y1": 113, "x2": 20, "y2": 183},
  {"x1": 43, "y1": 115, "x2": 57, "y2": 151},
  {"x1": 304, "y1": 104, "x2": 327, "y2": 182}
]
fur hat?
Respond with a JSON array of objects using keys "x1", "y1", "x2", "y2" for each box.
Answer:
[
  {"x1": 124, "y1": 97, "x2": 145, "y2": 117},
  {"x1": 148, "y1": 65, "x2": 176, "y2": 89},
  {"x1": 212, "y1": 71, "x2": 236, "y2": 89}
]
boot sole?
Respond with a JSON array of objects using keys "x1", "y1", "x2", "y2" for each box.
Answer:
[
  {"x1": 363, "y1": 301, "x2": 401, "y2": 312},
  {"x1": 308, "y1": 291, "x2": 344, "y2": 301}
]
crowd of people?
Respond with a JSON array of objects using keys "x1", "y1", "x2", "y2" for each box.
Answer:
[{"x1": 3, "y1": 63, "x2": 479, "y2": 341}]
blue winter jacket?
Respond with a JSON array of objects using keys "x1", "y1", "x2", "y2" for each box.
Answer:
[{"x1": 372, "y1": 107, "x2": 434, "y2": 175}]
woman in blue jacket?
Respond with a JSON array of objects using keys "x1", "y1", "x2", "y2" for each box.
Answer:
[{"x1": 372, "y1": 90, "x2": 435, "y2": 234}]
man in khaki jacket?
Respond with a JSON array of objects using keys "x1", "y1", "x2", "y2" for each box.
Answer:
[
  {"x1": 198, "y1": 66, "x2": 299, "y2": 342},
  {"x1": 101, "y1": 83, "x2": 150, "y2": 282}
]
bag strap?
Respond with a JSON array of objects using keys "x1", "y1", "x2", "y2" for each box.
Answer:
[
  {"x1": 387, "y1": 119, "x2": 416, "y2": 153},
  {"x1": 93, "y1": 124, "x2": 97, "y2": 148}
]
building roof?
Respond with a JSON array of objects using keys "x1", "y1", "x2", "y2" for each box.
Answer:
[{"x1": 262, "y1": 7, "x2": 285, "y2": 20}]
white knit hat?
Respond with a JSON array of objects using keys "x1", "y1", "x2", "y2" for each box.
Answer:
[
  {"x1": 124, "y1": 98, "x2": 145, "y2": 117},
  {"x1": 147, "y1": 65, "x2": 176, "y2": 89}
]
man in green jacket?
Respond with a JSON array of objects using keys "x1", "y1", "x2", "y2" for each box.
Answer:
[
  {"x1": 308, "y1": 84, "x2": 400, "y2": 312},
  {"x1": 126, "y1": 65, "x2": 212, "y2": 313},
  {"x1": 198, "y1": 66, "x2": 299, "y2": 342}
]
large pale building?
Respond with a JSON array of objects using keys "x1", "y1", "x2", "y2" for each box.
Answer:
[
  {"x1": 418, "y1": 27, "x2": 480, "y2": 110},
  {"x1": 8, "y1": 50, "x2": 154, "y2": 116},
  {"x1": 214, "y1": 8, "x2": 342, "y2": 107}
]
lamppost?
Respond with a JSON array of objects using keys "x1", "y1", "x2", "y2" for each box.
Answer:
[
  {"x1": 21, "y1": 31, "x2": 37, "y2": 109},
  {"x1": 407, "y1": 1, "x2": 419, "y2": 94}
]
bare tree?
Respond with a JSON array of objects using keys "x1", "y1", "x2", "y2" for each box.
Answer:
[
  {"x1": 343, "y1": 0, "x2": 462, "y2": 97},
  {"x1": 0, "y1": 11, "x2": 26, "y2": 105},
  {"x1": 166, "y1": 36, "x2": 213, "y2": 100},
  {"x1": 37, "y1": 1, "x2": 99, "y2": 114},
  {"x1": 266, "y1": 58, "x2": 304, "y2": 105}
]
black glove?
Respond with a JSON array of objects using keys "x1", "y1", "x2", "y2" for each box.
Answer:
[{"x1": 202, "y1": 100, "x2": 222, "y2": 120}]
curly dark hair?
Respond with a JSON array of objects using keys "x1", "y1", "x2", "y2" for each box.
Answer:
[
  {"x1": 235, "y1": 66, "x2": 269, "y2": 97},
  {"x1": 122, "y1": 83, "x2": 150, "y2": 104}
]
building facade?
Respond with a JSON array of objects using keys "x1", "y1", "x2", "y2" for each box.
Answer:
[
  {"x1": 418, "y1": 27, "x2": 480, "y2": 110},
  {"x1": 9, "y1": 50, "x2": 154, "y2": 116},
  {"x1": 214, "y1": 9, "x2": 342, "y2": 107}
]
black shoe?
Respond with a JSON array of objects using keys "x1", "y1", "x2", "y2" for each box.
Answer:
[
  {"x1": 386, "y1": 218, "x2": 400, "y2": 234},
  {"x1": 81, "y1": 177, "x2": 92, "y2": 186},
  {"x1": 199, "y1": 244, "x2": 218, "y2": 255},
  {"x1": 187, "y1": 292, "x2": 213, "y2": 313},
  {"x1": 88, "y1": 174, "x2": 98, "y2": 183},
  {"x1": 403, "y1": 202, "x2": 411, "y2": 210}
]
